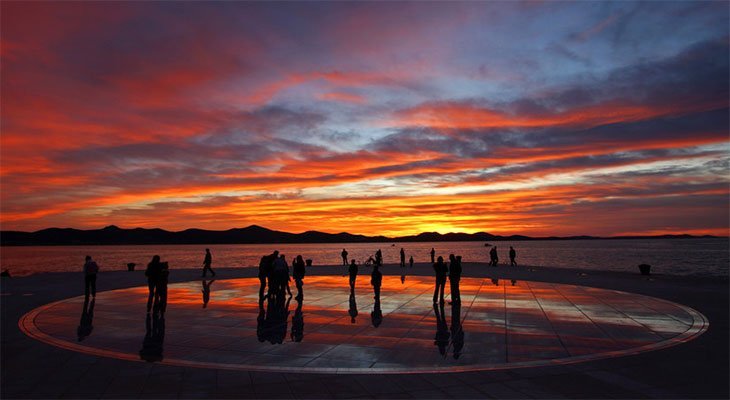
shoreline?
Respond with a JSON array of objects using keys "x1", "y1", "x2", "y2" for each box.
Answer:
[{"x1": 3, "y1": 262, "x2": 728, "y2": 281}]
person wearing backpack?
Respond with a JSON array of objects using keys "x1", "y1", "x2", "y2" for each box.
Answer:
[{"x1": 83, "y1": 255, "x2": 99, "y2": 299}]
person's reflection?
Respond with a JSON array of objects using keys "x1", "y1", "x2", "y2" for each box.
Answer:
[
  {"x1": 348, "y1": 290, "x2": 358, "y2": 323},
  {"x1": 257, "y1": 297, "x2": 266, "y2": 343},
  {"x1": 202, "y1": 279, "x2": 215, "y2": 308},
  {"x1": 400, "y1": 274, "x2": 405, "y2": 284},
  {"x1": 77, "y1": 297, "x2": 95, "y2": 341},
  {"x1": 433, "y1": 303, "x2": 449, "y2": 356},
  {"x1": 291, "y1": 295, "x2": 304, "y2": 342},
  {"x1": 263, "y1": 289, "x2": 291, "y2": 344},
  {"x1": 511, "y1": 279, "x2": 517, "y2": 286},
  {"x1": 371, "y1": 294, "x2": 383, "y2": 327},
  {"x1": 450, "y1": 301, "x2": 464, "y2": 359},
  {"x1": 491, "y1": 278, "x2": 499, "y2": 286},
  {"x1": 139, "y1": 312, "x2": 165, "y2": 362}
]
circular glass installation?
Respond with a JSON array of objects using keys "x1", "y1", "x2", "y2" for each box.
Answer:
[{"x1": 20, "y1": 276, "x2": 707, "y2": 374}]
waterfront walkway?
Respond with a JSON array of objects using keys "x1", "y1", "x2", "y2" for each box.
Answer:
[{"x1": 2, "y1": 264, "x2": 728, "y2": 398}]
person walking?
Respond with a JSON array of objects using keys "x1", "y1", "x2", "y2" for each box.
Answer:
[
  {"x1": 448, "y1": 254, "x2": 462, "y2": 303},
  {"x1": 341, "y1": 249, "x2": 348, "y2": 266},
  {"x1": 202, "y1": 248, "x2": 215, "y2": 277},
  {"x1": 293, "y1": 255, "x2": 306, "y2": 299},
  {"x1": 433, "y1": 256, "x2": 448, "y2": 304},
  {"x1": 83, "y1": 256, "x2": 99, "y2": 299},
  {"x1": 259, "y1": 250, "x2": 278, "y2": 299},
  {"x1": 348, "y1": 259, "x2": 358, "y2": 291},
  {"x1": 145, "y1": 255, "x2": 163, "y2": 313},
  {"x1": 509, "y1": 246, "x2": 517, "y2": 266},
  {"x1": 400, "y1": 248, "x2": 406, "y2": 268},
  {"x1": 430, "y1": 248, "x2": 436, "y2": 263}
]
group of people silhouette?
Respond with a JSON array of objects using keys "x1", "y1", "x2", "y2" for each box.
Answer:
[
  {"x1": 80, "y1": 245, "x2": 522, "y2": 362},
  {"x1": 489, "y1": 245, "x2": 518, "y2": 266}
]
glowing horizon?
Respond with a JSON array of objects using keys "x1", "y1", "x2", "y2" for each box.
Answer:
[{"x1": 1, "y1": 2, "x2": 728, "y2": 237}]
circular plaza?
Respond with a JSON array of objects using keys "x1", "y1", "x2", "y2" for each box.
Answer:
[{"x1": 19, "y1": 275, "x2": 707, "y2": 374}]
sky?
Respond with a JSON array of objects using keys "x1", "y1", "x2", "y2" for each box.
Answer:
[{"x1": 1, "y1": 1, "x2": 728, "y2": 237}]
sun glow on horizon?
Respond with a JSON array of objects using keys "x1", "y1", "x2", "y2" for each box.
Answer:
[{"x1": 0, "y1": 2, "x2": 728, "y2": 237}]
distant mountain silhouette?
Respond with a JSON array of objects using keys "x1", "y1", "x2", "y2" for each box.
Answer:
[{"x1": 0, "y1": 225, "x2": 720, "y2": 246}]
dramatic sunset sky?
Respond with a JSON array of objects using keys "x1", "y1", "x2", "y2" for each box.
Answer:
[{"x1": 1, "y1": 1, "x2": 728, "y2": 236}]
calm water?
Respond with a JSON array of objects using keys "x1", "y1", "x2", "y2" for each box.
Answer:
[{"x1": 0, "y1": 239, "x2": 727, "y2": 277}]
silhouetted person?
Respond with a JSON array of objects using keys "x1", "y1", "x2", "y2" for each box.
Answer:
[
  {"x1": 490, "y1": 246, "x2": 499, "y2": 266},
  {"x1": 154, "y1": 262, "x2": 169, "y2": 315},
  {"x1": 341, "y1": 249, "x2": 348, "y2": 266},
  {"x1": 509, "y1": 246, "x2": 517, "y2": 266},
  {"x1": 348, "y1": 259, "x2": 358, "y2": 290},
  {"x1": 409, "y1": 255, "x2": 414, "y2": 268},
  {"x1": 433, "y1": 302, "x2": 449, "y2": 356},
  {"x1": 430, "y1": 248, "x2": 436, "y2": 263},
  {"x1": 258, "y1": 251, "x2": 278, "y2": 300},
  {"x1": 145, "y1": 255, "x2": 163, "y2": 313},
  {"x1": 202, "y1": 279, "x2": 215, "y2": 308},
  {"x1": 371, "y1": 295, "x2": 383, "y2": 327},
  {"x1": 400, "y1": 248, "x2": 406, "y2": 268},
  {"x1": 375, "y1": 249, "x2": 383, "y2": 266},
  {"x1": 83, "y1": 255, "x2": 99, "y2": 299},
  {"x1": 291, "y1": 296, "x2": 304, "y2": 342},
  {"x1": 293, "y1": 255, "x2": 305, "y2": 299},
  {"x1": 448, "y1": 254, "x2": 462, "y2": 303},
  {"x1": 433, "y1": 256, "x2": 448, "y2": 304},
  {"x1": 371, "y1": 264, "x2": 382, "y2": 299},
  {"x1": 140, "y1": 312, "x2": 165, "y2": 362},
  {"x1": 450, "y1": 301, "x2": 464, "y2": 359},
  {"x1": 202, "y1": 248, "x2": 215, "y2": 277},
  {"x1": 77, "y1": 297, "x2": 95, "y2": 341},
  {"x1": 348, "y1": 290, "x2": 358, "y2": 323},
  {"x1": 272, "y1": 254, "x2": 292, "y2": 298}
]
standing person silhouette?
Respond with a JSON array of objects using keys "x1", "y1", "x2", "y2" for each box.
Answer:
[
  {"x1": 82, "y1": 255, "x2": 99, "y2": 299},
  {"x1": 341, "y1": 249, "x2": 348, "y2": 266},
  {"x1": 400, "y1": 248, "x2": 406, "y2": 268},
  {"x1": 145, "y1": 255, "x2": 163, "y2": 313},
  {"x1": 409, "y1": 255, "x2": 414, "y2": 268},
  {"x1": 375, "y1": 249, "x2": 383, "y2": 266},
  {"x1": 259, "y1": 250, "x2": 278, "y2": 299},
  {"x1": 202, "y1": 248, "x2": 215, "y2": 277},
  {"x1": 293, "y1": 255, "x2": 306, "y2": 300},
  {"x1": 430, "y1": 248, "x2": 436, "y2": 263},
  {"x1": 433, "y1": 256, "x2": 448, "y2": 304},
  {"x1": 348, "y1": 259, "x2": 358, "y2": 291},
  {"x1": 448, "y1": 254, "x2": 462, "y2": 303},
  {"x1": 509, "y1": 246, "x2": 517, "y2": 266}
]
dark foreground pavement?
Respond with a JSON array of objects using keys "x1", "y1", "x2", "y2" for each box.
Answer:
[{"x1": 2, "y1": 264, "x2": 728, "y2": 399}]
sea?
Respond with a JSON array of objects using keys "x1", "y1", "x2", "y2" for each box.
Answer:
[{"x1": 0, "y1": 238, "x2": 727, "y2": 278}]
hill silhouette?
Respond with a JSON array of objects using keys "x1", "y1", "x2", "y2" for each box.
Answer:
[{"x1": 0, "y1": 225, "x2": 719, "y2": 246}]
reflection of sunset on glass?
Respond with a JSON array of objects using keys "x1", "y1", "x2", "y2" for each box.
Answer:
[{"x1": 1, "y1": 2, "x2": 728, "y2": 236}]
